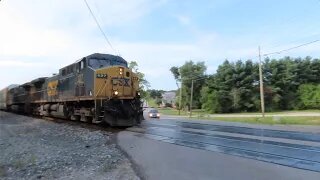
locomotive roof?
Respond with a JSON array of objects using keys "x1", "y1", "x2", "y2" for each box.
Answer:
[
  {"x1": 7, "y1": 84, "x2": 19, "y2": 90},
  {"x1": 31, "y1": 77, "x2": 47, "y2": 84},
  {"x1": 77, "y1": 53, "x2": 127, "y2": 63}
]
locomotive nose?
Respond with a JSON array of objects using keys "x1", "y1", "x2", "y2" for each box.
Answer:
[{"x1": 94, "y1": 66, "x2": 133, "y2": 98}]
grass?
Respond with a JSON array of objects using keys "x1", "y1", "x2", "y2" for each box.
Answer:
[
  {"x1": 206, "y1": 109, "x2": 320, "y2": 116},
  {"x1": 157, "y1": 108, "x2": 320, "y2": 125},
  {"x1": 158, "y1": 108, "x2": 205, "y2": 116},
  {"x1": 204, "y1": 116, "x2": 320, "y2": 125},
  {"x1": 158, "y1": 108, "x2": 183, "y2": 115}
]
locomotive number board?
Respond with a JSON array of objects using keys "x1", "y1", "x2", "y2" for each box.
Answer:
[{"x1": 96, "y1": 74, "x2": 107, "y2": 78}]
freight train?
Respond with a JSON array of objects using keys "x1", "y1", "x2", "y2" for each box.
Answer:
[{"x1": 0, "y1": 53, "x2": 144, "y2": 126}]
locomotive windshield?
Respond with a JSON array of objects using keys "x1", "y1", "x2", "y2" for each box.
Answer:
[{"x1": 88, "y1": 58, "x2": 127, "y2": 69}]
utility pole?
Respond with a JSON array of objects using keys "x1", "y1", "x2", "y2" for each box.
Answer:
[
  {"x1": 178, "y1": 68, "x2": 182, "y2": 115},
  {"x1": 178, "y1": 80, "x2": 182, "y2": 115},
  {"x1": 189, "y1": 79, "x2": 194, "y2": 117},
  {"x1": 258, "y1": 46, "x2": 265, "y2": 118}
]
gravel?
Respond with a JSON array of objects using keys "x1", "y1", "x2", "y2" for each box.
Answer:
[{"x1": 0, "y1": 111, "x2": 139, "y2": 180}]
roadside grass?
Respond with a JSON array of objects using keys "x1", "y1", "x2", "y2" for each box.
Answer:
[
  {"x1": 202, "y1": 116, "x2": 320, "y2": 125},
  {"x1": 157, "y1": 108, "x2": 320, "y2": 125},
  {"x1": 158, "y1": 108, "x2": 205, "y2": 116},
  {"x1": 158, "y1": 108, "x2": 185, "y2": 115},
  {"x1": 206, "y1": 109, "x2": 320, "y2": 116}
]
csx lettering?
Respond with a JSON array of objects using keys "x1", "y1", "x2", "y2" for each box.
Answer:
[{"x1": 112, "y1": 78, "x2": 130, "y2": 87}]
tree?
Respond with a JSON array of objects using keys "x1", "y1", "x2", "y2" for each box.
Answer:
[
  {"x1": 148, "y1": 89, "x2": 163, "y2": 99},
  {"x1": 170, "y1": 61, "x2": 207, "y2": 109},
  {"x1": 298, "y1": 84, "x2": 320, "y2": 109},
  {"x1": 201, "y1": 59, "x2": 259, "y2": 113},
  {"x1": 170, "y1": 66, "x2": 180, "y2": 80},
  {"x1": 155, "y1": 98, "x2": 162, "y2": 106},
  {"x1": 173, "y1": 56, "x2": 320, "y2": 113},
  {"x1": 200, "y1": 86, "x2": 221, "y2": 113},
  {"x1": 128, "y1": 61, "x2": 150, "y2": 98}
]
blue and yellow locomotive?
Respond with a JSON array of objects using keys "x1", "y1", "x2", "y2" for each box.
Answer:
[{"x1": 0, "y1": 53, "x2": 143, "y2": 126}]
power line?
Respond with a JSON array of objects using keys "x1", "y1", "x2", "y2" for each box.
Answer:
[
  {"x1": 263, "y1": 32, "x2": 320, "y2": 51},
  {"x1": 235, "y1": 39, "x2": 320, "y2": 62},
  {"x1": 83, "y1": 0, "x2": 116, "y2": 53},
  {"x1": 258, "y1": 0, "x2": 320, "y2": 49},
  {"x1": 263, "y1": 40, "x2": 319, "y2": 57}
]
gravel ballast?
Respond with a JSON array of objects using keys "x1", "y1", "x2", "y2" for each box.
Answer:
[{"x1": 0, "y1": 111, "x2": 139, "y2": 180}]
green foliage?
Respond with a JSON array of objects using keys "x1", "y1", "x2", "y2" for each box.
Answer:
[
  {"x1": 155, "y1": 98, "x2": 162, "y2": 106},
  {"x1": 128, "y1": 61, "x2": 150, "y2": 98},
  {"x1": 200, "y1": 87, "x2": 221, "y2": 113},
  {"x1": 147, "y1": 89, "x2": 163, "y2": 99},
  {"x1": 170, "y1": 66, "x2": 180, "y2": 80},
  {"x1": 198, "y1": 57, "x2": 320, "y2": 113},
  {"x1": 170, "y1": 60, "x2": 207, "y2": 110},
  {"x1": 298, "y1": 84, "x2": 320, "y2": 109},
  {"x1": 147, "y1": 98, "x2": 157, "y2": 107},
  {"x1": 201, "y1": 60, "x2": 259, "y2": 113}
]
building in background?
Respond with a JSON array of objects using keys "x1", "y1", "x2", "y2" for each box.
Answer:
[{"x1": 161, "y1": 91, "x2": 176, "y2": 108}]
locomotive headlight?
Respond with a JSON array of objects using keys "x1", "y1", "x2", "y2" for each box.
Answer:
[{"x1": 119, "y1": 67, "x2": 123, "y2": 75}]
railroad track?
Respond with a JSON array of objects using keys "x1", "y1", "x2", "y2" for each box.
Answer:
[
  {"x1": 41, "y1": 116, "x2": 124, "y2": 133},
  {"x1": 127, "y1": 121, "x2": 320, "y2": 172}
]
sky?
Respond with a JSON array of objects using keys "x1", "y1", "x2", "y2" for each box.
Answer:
[{"x1": 1, "y1": 0, "x2": 320, "y2": 90}]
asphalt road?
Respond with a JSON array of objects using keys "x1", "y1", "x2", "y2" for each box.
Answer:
[{"x1": 117, "y1": 111, "x2": 320, "y2": 180}]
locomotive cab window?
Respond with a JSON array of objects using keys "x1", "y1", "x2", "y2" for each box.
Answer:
[
  {"x1": 89, "y1": 59, "x2": 111, "y2": 69},
  {"x1": 88, "y1": 57, "x2": 127, "y2": 69}
]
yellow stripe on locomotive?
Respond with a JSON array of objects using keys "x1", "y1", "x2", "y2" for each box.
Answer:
[{"x1": 47, "y1": 80, "x2": 58, "y2": 96}]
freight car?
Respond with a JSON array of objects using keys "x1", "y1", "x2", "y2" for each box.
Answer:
[{"x1": 0, "y1": 53, "x2": 143, "y2": 126}]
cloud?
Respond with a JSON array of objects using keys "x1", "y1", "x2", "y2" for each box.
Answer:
[
  {"x1": 1, "y1": 0, "x2": 319, "y2": 90},
  {"x1": 0, "y1": 0, "x2": 171, "y2": 89},
  {"x1": 175, "y1": 15, "x2": 191, "y2": 25},
  {"x1": 0, "y1": 0, "x2": 172, "y2": 58},
  {"x1": 0, "y1": 1, "x2": 73, "y2": 57},
  {"x1": 88, "y1": 0, "x2": 169, "y2": 26},
  {"x1": 0, "y1": 60, "x2": 47, "y2": 68}
]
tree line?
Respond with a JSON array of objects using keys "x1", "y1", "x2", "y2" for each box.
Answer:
[{"x1": 170, "y1": 56, "x2": 320, "y2": 113}]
